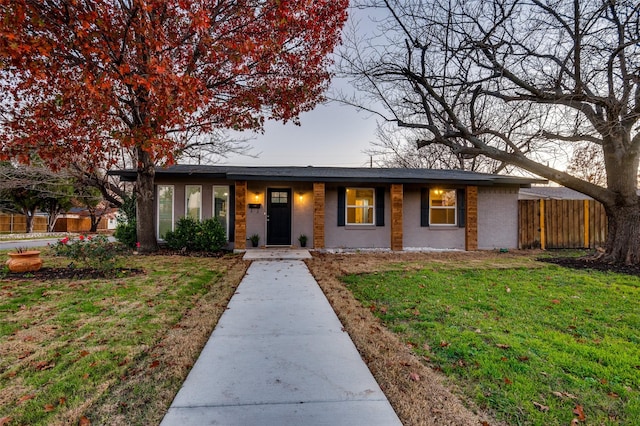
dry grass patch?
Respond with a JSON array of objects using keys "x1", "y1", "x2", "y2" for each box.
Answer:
[
  {"x1": 306, "y1": 251, "x2": 511, "y2": 426},
  {"x1": 85, "y1": 255, "x2": 249, "y2": 426}
]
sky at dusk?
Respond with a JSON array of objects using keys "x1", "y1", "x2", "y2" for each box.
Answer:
[
  {"x1": 224, "y1": 7, "x2": 383, "y2": 168},
  {"x1": 224, "y1": 93, "x2": 379, "y2": 167}
]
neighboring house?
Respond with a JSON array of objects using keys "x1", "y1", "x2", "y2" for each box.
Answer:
[{"x1": 114, "y1": 165, "x2": 545, "y2": 251}]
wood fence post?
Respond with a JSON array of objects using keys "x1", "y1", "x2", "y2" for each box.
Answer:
[
  {"x1": 583, "y1": 199, "x2": 590, "y2": 248},
  {"x1": 539, "y1": 199, "x2": 546, "y2": 250}
]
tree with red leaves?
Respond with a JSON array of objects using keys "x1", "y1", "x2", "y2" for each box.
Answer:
[{"x1": 0, "y1": 0, "x2": 348, "y2": 251}]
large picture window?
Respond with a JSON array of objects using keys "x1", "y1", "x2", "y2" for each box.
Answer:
[
  {"x1": 346, "y1": 188, "x2": 374, "y2": 225},
  {"x1": 213, "y1": 186, "x2": 229, "y2": 239},
  {"x1": 430, "y1": 189, "x2": 457, "y2": 225},
  {"x1": 185, "y1": 185, "x2": 202, "y2": 220},
  {"x1": 157, "y1": 185, "x2": 174, "y2": 239}
]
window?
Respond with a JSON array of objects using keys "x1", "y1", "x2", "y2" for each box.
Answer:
[
  {"x1": 213, "y1": 186, "x2": 229, "y2": 239},
  {"x1": 430, "y1": 189, "x2": 457, "y2": 225},
  {"x1": 346, "y1": 188, "x2": 374, "y2": 225},
  {"x1": 157, "y1": 185, "x2": 174, "y2": 239},
  {"x1": 271, "y1": 191, "x2": 288, "y2": 204},
  {"x1": 185, "y1": 185, "x2": 202, "y2": 220}
]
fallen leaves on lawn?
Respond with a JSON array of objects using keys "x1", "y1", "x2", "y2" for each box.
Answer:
[
  {"x1": 17, "y1": 394, "x2": 35, "y2": 405},
  {"x1": 79, "y1": 416, "x2": 91, "y2": 425},
  {"x1": 573, "y1": 405, "x2": 586, "y2": 421},
  {"x1": 17, "y1": 350, "x2": 32, "y2": 359},
  {"x1": 533, "y1": 401, "x2": 549, "y2": 412},
  {"x1": 551, "y1": 391, "x2": 577, "y2": 399},
  {"x1": 35, "y1": 360, "x2": 55, "y2": 371},
  {"x1": 409, "y1": 372, "x2": 420, "y2": 381}
]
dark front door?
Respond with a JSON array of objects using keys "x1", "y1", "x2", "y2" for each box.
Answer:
[{"x1": 267, "y1": 188, "x2": 292, "y2": 245}]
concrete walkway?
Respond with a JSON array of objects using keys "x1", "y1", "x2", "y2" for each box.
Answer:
[{"x1": 161, "y1": 250, "x2": 402, "y2": 425}]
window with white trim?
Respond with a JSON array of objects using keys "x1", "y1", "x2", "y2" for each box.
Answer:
[
  {"x1": 157, "y1": 185, "x2": 174, "y2": 239},
  {"x1": 429, "y1": 189, "x2": 457, "y2": 225},
  {"x1": 346, "y1": 188, "x2": 374, "y2": 225},
  {"x1": 213, "y1": 186, "x2": 229, "y2": 239},
  {"x1": 185, "y1": 185, "x2": 202, "y2": 220}
]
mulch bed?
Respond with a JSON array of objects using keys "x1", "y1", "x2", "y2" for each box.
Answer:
[
  {"x1": 539, "y1": 256, "x2": 640, "y2": 276},
  {"x1": 3, "y1": 267, "x2": 144, "y2": 281}
]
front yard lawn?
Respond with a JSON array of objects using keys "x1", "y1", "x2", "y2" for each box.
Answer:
[
  {"x1": 341, "y1": 255, "x2": 640, "y2": 425},
  {"x1": 0, "y1": 250, "x2": 247, "y2": 426}
]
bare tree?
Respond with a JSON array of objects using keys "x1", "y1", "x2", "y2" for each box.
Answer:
[
  {"x1": 0, "y1": 162, "x2": 74, "y2": 232},
  {"x1": 172, "y1": 129, "x2": 256, "y2": 165},
  {"x1": 341, "y1": 0, "x2": 640, "y2": 264},
  {"x1": 366, "y1": 122, "x2": 512, "y2": 172},
  {"x1": 566, "y1": 143, "x2": 608, "y2": 187}
]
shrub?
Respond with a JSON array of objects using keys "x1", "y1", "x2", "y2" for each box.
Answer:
[
  {"x1": 197, "y1": 218, "x2": 228, "y2": 251},
  {"x1": 114, "y1": 194, "x2": 137, "y2": 248},
  {"x1": 114, "y1": 218, "x2": 137, "y2": 248},
  {"x1": 164, "y1": 217, "x2": 226, "y2": 252},
  {"x1": 50, "y1": 234, "x2": 130, "y2": 270}
]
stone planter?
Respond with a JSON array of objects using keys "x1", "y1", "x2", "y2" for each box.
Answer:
[{"x1": 6, "y1": 251, "x2": 43, "y2": 273}]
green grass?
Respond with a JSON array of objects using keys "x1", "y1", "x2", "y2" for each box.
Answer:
[
  {"x1": 0, "y1": 249, "x2": 240, "y2": 425},
  {"x1": 342, "y1": 259, "x2": 640, "y2": 425}
]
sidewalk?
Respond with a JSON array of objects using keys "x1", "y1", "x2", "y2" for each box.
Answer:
[{"x1": 160, "y1": 251, "x2": 402, "y2": 425}]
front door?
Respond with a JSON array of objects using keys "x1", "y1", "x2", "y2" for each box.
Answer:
[{"x1": 267, "y1": 188, "x2": 292, "y2": 245}]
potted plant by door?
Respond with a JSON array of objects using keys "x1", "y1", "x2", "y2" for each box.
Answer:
[
  {"x1": 6, "y1": 247, "x2": 43, "y2": 273},
  {"x1": 298, "y1": 234, "x2": 307, "y2": 248},
  {"x1": 249, "y1": 233, "x2": 260, "y2": 247}
]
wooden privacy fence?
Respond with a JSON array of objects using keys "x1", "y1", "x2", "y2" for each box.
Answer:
[
  {"x1": 53, "y1": 218, "x2": 109, "y2": 233},
  {"x1": 0, "y1": 214, "x2": 48, "y2": 233},
  {"x1": 1, "y1": 214, "x2": 109, "y2": 234},
  {"x1": 519, "y1": 199, "x2": 608, "y2": 249}
]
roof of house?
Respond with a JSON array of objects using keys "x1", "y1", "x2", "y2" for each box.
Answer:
[
  {"x1": 519, "y1": 186, "x2": 593, "y2": 200},
  {"x1": 112, "y1": 165, "x2": 546, "y2": 187}
]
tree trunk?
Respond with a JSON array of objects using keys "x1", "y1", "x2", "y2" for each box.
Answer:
[
  {"x1": 597, "y1": 130, "x2": 640, "y2": 264},
  {"x1": 24, "y1": 210, "x2": 34, "y2": 234},
  {"x1": 599, "y1": 203, "x2": 640, "y2": 264},
  {"x1": 89, "y1": 214, "x2": 100, "y2": 232},
  {"x1": 135, "y1": 147, "x2": 159, "y2": 253},
  {"x1": 47, "y1": 214, "x2": 55, "y2": 232},
  {"x1": 47, "y1": 209, "x2": 60, "y2": 233}
]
